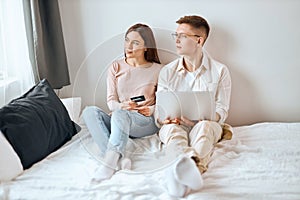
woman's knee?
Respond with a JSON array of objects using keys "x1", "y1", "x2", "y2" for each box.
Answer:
[
  {"x1": 83, "y1": 106, "x2": 105, "y2": 117},
  {"x1": 111, "y1": 109, "x2": 129, "y2": 119},
  {"x1": 82, "y1": 106, "x2": 98, "y2": 117},
  {"x1": 111, "y1": 109, "x2": 131, "y2": 126},
  {"x1": 82, "y1": 106, "x2": 108, "y2": 125}
]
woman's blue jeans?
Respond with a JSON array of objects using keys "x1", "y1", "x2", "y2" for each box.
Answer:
[{"x1": 82, "y1": 106, "x2": 159, "y2": 156}]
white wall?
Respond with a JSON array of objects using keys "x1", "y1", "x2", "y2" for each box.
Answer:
[{"x1": 58, "y1": 0, "x2": 300, "y2": 126}]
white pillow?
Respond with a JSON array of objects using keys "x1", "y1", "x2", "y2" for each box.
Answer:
[
  {"x1": 0, "y1": 131, "x2": 23, "y2": 182},
  {"x1": 60, "y1": 97, "x2": 82, "y2": 124}
]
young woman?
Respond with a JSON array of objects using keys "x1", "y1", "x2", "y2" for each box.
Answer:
[{"x1": 82, "y1": 23, "x2": 163, "y2": 181}]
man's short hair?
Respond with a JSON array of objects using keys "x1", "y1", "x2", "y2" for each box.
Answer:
[{"x1": 176, "y1": 15, "x2": 210, "y2": 41}]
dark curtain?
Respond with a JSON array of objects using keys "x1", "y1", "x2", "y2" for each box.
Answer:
[{"x1": 23, "y1": 0, "x2": 70, "y2": 89}]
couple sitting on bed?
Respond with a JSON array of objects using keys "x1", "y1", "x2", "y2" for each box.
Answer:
[{"x1": 82, "y1": 15, "x2": 232, "y2": 198}]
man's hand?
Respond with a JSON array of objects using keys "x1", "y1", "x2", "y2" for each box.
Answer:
[
  {"x1": 215, "y1": 113, "x2": 220, "y2": 122},
  {"x1": 158, "y1": 117, "x2": 181, "y2": 125},
  {"x1": 159, "y1": 116, "x2": 199, "y2": 127},
  {"x1": 179, "y1": 116, "x2": 196, "y2": 127},
  {"x1": 157, "y1": 117, "x2": 180, "y2": 125}
]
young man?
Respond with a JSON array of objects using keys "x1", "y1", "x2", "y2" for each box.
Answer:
[{"x1": 156, "y1": 15, "x2": 232, "y2": 197}]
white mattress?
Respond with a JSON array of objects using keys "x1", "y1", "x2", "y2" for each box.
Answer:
[{"x1": 1, "y1": 121, "x2": 300, "y2": 200}]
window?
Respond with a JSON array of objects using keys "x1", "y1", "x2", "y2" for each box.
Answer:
[
  {"x1": 0, "y1": 22, "x2": 6, "y2": 81},
  {"x1": 0, "y1": 0, "x2": 34, "y2": 106}
]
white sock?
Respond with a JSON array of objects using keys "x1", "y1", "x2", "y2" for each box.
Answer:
[
  {"x1": 166, "y1": 163, "x2": 187, "y2": 197},
  {"x1": 119, "y1": 157, "x2": 132, "y2": 170},
  {"x1": 92, "y1": 150, "x2": 120, "y2": 182},
  {"x1": 174, "y1": 156, "x2": 203, "y2": 190},
  {"x1": 166, "y1": 156, "x2": 203, "y2": 197}
]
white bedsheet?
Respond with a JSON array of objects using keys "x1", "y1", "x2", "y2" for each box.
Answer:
[{"x1": 1, "y1": 122, "x2": 300, "y2": 200}]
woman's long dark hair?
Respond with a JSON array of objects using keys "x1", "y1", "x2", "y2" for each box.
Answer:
[{"x1": 125, "y1": 23, "x2": 161, "y2": 64}]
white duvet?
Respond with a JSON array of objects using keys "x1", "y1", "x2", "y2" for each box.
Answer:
[{"x1": 1, "y1": 122, "x2": 300, "y2": 200}]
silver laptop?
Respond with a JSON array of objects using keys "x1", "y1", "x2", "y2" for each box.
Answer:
[{"x1": 155, "y1": 91, "x2": 215, "y2": 121}]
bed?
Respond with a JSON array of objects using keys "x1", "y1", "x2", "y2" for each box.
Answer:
[
  {"x1": 1, "y1": 113, "x2": 300, "y2": 199},
  {"x1": 1, "y1": 76, "x2": 300, "y2": 200}
]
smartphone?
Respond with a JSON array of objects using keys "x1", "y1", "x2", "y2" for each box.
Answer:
[{"x1": 130, "y1": 95, "x2": 145, "y2": 103}]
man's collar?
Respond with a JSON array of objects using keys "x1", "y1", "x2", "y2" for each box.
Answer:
[
  {"x1": 176, "y1": 52, "x2": 209, "y2": 72},
  {"x1": 202, "y1": 52, "x2": 209, "y2": 70},
  {"x1": 175, "y1": 57, "x2": 186, "y2": 72}
]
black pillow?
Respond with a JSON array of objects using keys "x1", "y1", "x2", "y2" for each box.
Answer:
[{"x1": 0, "y1": 79, "x2": 80, "y2": 169}]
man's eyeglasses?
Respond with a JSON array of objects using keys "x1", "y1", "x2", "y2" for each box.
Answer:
[{"x1": 171, "y1": 32, "x2": 201, "y2": 40}]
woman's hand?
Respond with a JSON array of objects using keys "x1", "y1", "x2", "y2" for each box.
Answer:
[
  {"x1": 136, "y1": 106, "x2": 151, "y2": 116},
  {"x1": 121, "y1": 102, "x2": 152, "y2": 117},
  {"x1": 121, "y1": 101, "x2": 138, "y2": 110}
]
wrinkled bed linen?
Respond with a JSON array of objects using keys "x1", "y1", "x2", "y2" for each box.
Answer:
[{"x1": 1, "y1": 122, "x2": 300, "y2": 200}]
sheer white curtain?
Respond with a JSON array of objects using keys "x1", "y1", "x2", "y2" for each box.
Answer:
[{"x1": 0, "y1": 0, "x2": 34, "y2": 107}]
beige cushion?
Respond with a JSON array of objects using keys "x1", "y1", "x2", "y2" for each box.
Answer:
[
  {"x1": 61, "y1": 97, "x2": 82, "y2": 124},
  {"x1": 0, "y1": 131, "x2": 23, "y2": 182}
]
